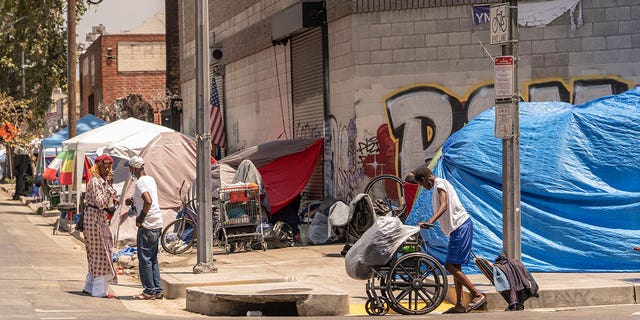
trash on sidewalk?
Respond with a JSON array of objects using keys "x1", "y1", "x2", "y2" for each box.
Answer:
[{"x1": 112, "y1": 245, "x2": 136, "y2": 261}]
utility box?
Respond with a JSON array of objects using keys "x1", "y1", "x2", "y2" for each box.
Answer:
[{"x1": 272, "y1": 1, "x2": 324, "y2": 43}]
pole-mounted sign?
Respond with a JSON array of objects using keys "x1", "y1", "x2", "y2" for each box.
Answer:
[
  {"x1": 494, "y1": 55, "x2": 514, "y2": 99},
  {"x1": 490, "y1": 3, "x2": 510, "y2": 45}
]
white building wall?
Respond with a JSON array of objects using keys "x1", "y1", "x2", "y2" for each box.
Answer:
[{"x1": 224, "y1": 45, "x2": 292, "y2": 153}]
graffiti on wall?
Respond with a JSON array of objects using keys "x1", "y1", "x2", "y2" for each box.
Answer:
[
  {"x1": 353, "y1": 75, "x2": 633, "y2": 182},
  {"x1": 330, "y1": 116, "x2": 362, "y2": 201}
]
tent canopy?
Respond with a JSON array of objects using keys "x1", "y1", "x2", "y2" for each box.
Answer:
[
  {"x1": 61, "y1": 117, "x2": 174, "y2": 211},
  {"x1": 62, "y1": 118, "x2": 173, "y2": 152},
  {"x1": 405, "y1": 88, "x2": 640, "y2": 272},
  {"x1": 43, "y1": 114, "x2": 107, "y2": 149},
  {"x1": 110, "y1": 132, "x2": 197, "y2": 243}
]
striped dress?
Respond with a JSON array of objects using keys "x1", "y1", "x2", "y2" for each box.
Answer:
[{"x1": 83, "y1": 175, "x2": 118, "y2": 283}]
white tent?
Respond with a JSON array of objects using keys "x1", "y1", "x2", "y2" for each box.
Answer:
[
  {"x1": 62, "y1": 118, "x2": 174, "y2": 210},
  {"x1": 110, "y1": 131, "x2": 197, "y2": 244}
]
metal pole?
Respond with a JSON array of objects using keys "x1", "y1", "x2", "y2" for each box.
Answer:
[
  {"x1": 193, "y1": 0, "x2": 216, "y2": 274},
  {"x1": 502, "y1": 0, "x2": 521, "y2": 260},
  {"x1": 21, "y1": 50, "x2": 25, "y2": 96},
  {"x1": 321, "y1": 0, "x2": 333, "y2": 198},
  {"x1": 67, "y1": 0, "x2": 76, "y2": 137}
]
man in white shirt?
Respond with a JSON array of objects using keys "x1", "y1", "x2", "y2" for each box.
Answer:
[
  {"x1": 414, "y1": 165, "x2": 486, "y2": 314},
  {"x1": 125, "y1": 156, "x2": 164, "y2": 300}
]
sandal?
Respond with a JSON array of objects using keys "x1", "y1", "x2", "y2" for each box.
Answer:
[
  {"x1": 442, "y1": 306, "x2": 468, "y2": 314},
  {"x1": 133, "y1": 293, "x2": 156, "y2": 300},
  {"x1": 103, "y1": 293, "x2": 117, "y2": 299},
  {"x1": 468, "y1": 294, "x2": 487, "y2": 310}
]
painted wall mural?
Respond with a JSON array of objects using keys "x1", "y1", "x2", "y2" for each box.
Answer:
[{"x1": 351, "y1": 75, "x2": 633, "y2": 186}]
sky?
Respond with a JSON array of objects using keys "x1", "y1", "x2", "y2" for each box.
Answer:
[{"x1": 76, "y1": 0, "x2": 164, "y2": 44}]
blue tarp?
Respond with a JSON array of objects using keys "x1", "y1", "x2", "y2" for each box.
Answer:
[
  {"x1": 406, "y1": 87, "x2": 640, "y2": 272},
  {"x1": 43, "y1": 114, "x2": 107, "y2": 149}
]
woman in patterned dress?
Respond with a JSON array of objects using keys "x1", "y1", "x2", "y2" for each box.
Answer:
[{"x1": 82, "y1": 154, "x2": 119, "y2": 298}]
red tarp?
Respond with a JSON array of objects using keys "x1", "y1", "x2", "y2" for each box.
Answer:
[{"x1": 258, "y1": 139, "x2": 323, "y2": 214}]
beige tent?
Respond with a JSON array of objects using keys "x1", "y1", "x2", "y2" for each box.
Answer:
[{"x1": 110, "y1": 131, "x2": 197, "y2": 244}]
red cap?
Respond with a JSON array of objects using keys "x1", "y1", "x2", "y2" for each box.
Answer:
[{"x1": 95, "y1": 154, "x2": 114, "y2": 163}]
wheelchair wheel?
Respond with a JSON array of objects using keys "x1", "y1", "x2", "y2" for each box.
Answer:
[
  {"x1": 385, "y1": 253, "x2": 448, "y2": 315},
  {"x1": 364, "y1": 174, "x2": 407, "y2": 221},
  {"x1": 365, "y1": 296, "x2": 390, "y2": 316}
]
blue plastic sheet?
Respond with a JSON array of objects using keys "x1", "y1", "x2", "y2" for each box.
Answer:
[
  {"x1": 406, "y1": 88, "x2": 640, "y2": 272},
  {"x1": 112, "y1": 246, "x2": 136, "y2": 262}
]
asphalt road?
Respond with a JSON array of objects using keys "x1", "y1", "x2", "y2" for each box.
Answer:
[
  {"x1": 0, "y1": 195, "x2": 179, "y2": 320},
  {"x1": 1, "y1": 191, "x2": 638, "y2": 319}
]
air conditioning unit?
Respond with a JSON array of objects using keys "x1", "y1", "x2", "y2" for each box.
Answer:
[{"x1": 271, "y1": 1, "x2": 324, "y2": 43}]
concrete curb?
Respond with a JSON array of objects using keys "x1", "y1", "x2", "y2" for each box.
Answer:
[
  {"x1": 186, "y1": 281, "x2": 349, "y2": 317},
  {"x1": 162, "y1": 269, "x2": 296, "y2": 299}
]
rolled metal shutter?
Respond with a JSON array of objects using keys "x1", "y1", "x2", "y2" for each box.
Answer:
[{"x1": 291, "y1": 28, "x2": 324, "y2": 202}]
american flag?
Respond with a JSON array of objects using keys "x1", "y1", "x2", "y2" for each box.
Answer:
[{"x1": 210, "y1": 77, "x2": 225, "y2": 147}]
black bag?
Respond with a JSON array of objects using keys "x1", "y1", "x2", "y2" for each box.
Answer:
[{"x1": 75, "y1": 213, "x2": 84, "y2": 232}]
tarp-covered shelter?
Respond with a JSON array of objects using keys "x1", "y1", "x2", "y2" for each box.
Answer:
[
  {"x1": 218, "y1": 138, "x2": 324, "y2": 214},
  {"x1": 405, "y1": 88, "x2": 640, "y2": 272},
  {"x1": 110, "y1": 132, "x2": 197, "y2": 243},
  {"x1": 61, "y1": 118, "x2": 174, "y2": 210}
]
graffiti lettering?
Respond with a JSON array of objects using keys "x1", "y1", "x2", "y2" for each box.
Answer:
[{"x1": 368, "y1": 75, "x2": 633, "y2": 180}]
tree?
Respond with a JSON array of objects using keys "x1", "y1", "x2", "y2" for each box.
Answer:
[{"x1": 0, "y1": 0, "x2": 86, "y2": 131}]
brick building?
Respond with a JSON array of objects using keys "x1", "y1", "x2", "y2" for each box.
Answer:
[
  {"x1": 177, "y1": 0, "x2": 640, "y2": 200},
  {"x1": 79, "y1": 14, "x2": 167, "y2": 124}
]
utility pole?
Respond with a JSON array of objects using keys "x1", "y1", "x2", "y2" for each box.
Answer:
[
  {"x1": 503, "y1": 0, "x2": 520, "y2": 261},
  {"x1": 492, "y1": 0, "x2": 521, "y2": 260},
  {"x1": 193, "y1": 0, "x2": 216, "y2": 274},
  {"x1": 320, "y1": 0, "x2": 333, "y2": 199},
  {"x1": 67, "y1": 0, "x2": 77, "y2": 137},
  {"x1": 21, "y1": 50, "x2": 25, "y2": 96}
]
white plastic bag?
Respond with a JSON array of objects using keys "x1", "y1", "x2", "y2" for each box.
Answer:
[
  {"x1": 308, "y1": 210, "x2": 329, "y2": 244},
  {"x1": 344, "y1": 216, "x2": 420, "y2": 280},
  {"x1": 327, "y1": 201, "x2": 349, "y2": 237}
]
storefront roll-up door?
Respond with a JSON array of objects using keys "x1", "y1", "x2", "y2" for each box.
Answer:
[{"x1": 291, "y1": 27, "x2": 324, "y2": 203}]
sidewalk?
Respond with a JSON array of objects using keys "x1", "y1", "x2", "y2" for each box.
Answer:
[{"x1": 3, "y1": 183, "x2": 639, "y2": 317}]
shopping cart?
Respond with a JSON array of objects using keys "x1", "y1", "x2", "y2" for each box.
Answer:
[{"x1": 218, "y1": 184, "x2": 267, "y2": 253}]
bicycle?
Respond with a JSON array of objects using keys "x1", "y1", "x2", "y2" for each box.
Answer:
[
  {"x1": 160, "y1": 180, "x2": 223, "y2": 254},
  {"x1": 160, "y1": 181, "x2": 199, "y2": 254},
  {"x1": 492, "y1": 7, "x2": 508, "y2": 33},
  {"x1": 364, "y1": 174, "x2": 407, "y2": 222}
]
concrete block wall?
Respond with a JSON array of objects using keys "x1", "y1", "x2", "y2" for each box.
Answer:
[
  {"x1": 337, "y1": 0, "x2": 640, "y2": 184},
  {"x1": 224, "y1": 45, "x2": 292, "y2": 153},
  {"x1": 178, "y1": 0, "x2": 640, "y2": 195}
]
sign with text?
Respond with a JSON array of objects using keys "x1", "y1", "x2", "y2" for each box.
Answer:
[
  {"x1": 495, "y1": 102, "x2": 514, "y2": 139},
  {"x1": 472, "y1": 5, "x2": 490, "y2": 25},
  {"x1": 490, "y1": 3, "x2": 510, "y2": 44},
  {"x1": 46, "y1": 112, "x2": 59, "y2": 127},
  {"x1": 494, "y1": 56, "x2": 514, "y2": 99}
]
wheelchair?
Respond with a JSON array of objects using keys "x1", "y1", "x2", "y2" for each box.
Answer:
[{"x1": 364, "y1": 229, "x2": 448, "y2": 316}]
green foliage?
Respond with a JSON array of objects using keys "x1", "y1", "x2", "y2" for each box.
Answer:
[
  {"x1": 0, "y1": 0, "x2": 87, "y2": 136},
  {"x1": 0, "y1": 92, "x2": 39, "y2": 150}
]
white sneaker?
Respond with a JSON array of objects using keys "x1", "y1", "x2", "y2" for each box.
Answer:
[
  {"x1": 175, "y1": 242, "x2": 190, "y2": 252},
  {"x1": 167, "y1": 240, "x2": 184, "y2": 251}
]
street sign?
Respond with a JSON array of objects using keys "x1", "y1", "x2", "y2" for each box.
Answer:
[
  {"x1": 490, "y1": 3, "x2": 510, "y2": 45},
  {"x1": 494, "y1": 102, "x2": 514, "y2": 139},
  {"x1": 46, "y1": 112, "x2": 59, "y2": 127},
  {"x1": 494, "y1": 56, "x2": 514, "y2": 99}
]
